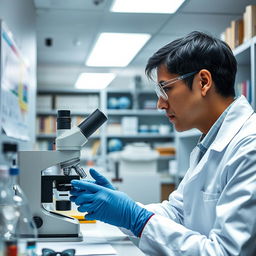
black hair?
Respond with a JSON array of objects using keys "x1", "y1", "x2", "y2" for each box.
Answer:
[{"x1": 145, "y1": 31, "x2": 237, "y2": 97}]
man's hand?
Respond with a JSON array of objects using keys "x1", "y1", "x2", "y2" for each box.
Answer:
[
  {"x1": 70, "y1": 169, "x2": 115, "y2": 197},
  {"x1": 70, "y1": 179, "x2": 154, "y2": 237}
]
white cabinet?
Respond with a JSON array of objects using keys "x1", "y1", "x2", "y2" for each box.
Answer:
[{"x1": 115, "y1": 172, "x2": 161, "y2": 204}]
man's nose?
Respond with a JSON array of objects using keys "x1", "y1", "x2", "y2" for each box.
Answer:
[{"x1": 157, "y1": 97, "x2": 168, "y2": 110}]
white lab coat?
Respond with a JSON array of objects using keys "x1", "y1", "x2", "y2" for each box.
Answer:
[{"x1": 122, "y1": 96, "x2": 256, "y2": 255}]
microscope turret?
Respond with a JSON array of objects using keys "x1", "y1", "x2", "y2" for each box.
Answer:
[{"x1": 18, "y1": 109, "x2": 107, "y2": 241}]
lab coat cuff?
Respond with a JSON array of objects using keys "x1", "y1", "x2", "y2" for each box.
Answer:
[{"x1": 138, "y1": 214, "x2": 192, "y2": 254}]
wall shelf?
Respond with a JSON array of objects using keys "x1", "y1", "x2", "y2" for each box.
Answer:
[
  {"x1": 37, "y1": 110, "x2": 95, "y2": 116},
  {"x1": 106, "y1": 133, "x2": 174, "y2": 139},
  {"x1": 107, "y1": 109, "x2": 164, "y2": 116}
]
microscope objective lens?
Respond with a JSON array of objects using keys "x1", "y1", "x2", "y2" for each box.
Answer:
[{"x1": 73, "y1": 165, "x2": 87, "y2": 179}]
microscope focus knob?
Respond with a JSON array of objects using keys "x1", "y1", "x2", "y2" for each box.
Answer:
[{"x1": 33, "y1": 216, "x2": 43, "y2": 229}]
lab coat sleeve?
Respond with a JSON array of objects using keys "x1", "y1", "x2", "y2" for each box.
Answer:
[{"x1": 138, "y1": 151, "x2": 256, "y2": 256}]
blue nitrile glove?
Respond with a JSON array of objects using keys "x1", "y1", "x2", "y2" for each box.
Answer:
[
  {"x1": 70, "y1": 180, "x2": 154, "y2": 237},
  {"x1": 88, "y1": 168, "x2": 115, "y2": 190},
  {"x1": 70, "y1": 168, "x2": 115, "y2": 198}
]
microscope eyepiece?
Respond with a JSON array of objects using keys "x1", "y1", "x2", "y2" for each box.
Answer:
[
  {"x1": 78, "y1": 109, "x2": 107, "y2": 138},
  {"x1": 57, "y1": 110, "x2": 71, "y2": 130}
]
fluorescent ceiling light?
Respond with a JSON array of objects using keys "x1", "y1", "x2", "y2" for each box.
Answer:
[
  {"x1": 75, "y1": 73, "x2": 116, "y2": 89},
  {"x1": 86, "y1": 33, "x2": 151, "y2": 67},
  {"x1": 111, "y1": 0, "x2": 185, "y2": 14}
]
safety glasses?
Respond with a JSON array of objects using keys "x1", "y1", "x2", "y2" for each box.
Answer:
[
  {"x1": 154, "y1": 71, "x2": 197, "y2": 101},
  {"x1": 42, "y1": 248, "x2": 76, "y2": 256}
]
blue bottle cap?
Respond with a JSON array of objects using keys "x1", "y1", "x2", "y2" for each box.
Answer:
[{"x1": 9, "y1": 167, "x2": 19, "y2": 176}]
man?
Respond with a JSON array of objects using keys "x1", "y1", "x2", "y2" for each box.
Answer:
[{"x1": 70, "y1": 31, "x2": 256, "y2": 255}]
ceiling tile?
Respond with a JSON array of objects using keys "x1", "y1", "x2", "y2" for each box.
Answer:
[{"x1": 99, "y1": 12, "x2": 171, "y2": 34}]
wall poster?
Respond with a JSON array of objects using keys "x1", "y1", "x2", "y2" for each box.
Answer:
[{"x1": 0, "y1": 21, "x2": 30, "y2": 140}]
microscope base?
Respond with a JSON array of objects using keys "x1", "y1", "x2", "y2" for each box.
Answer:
[{"x1": 37, "y1": 232, "x2": 83, "y2": 242}]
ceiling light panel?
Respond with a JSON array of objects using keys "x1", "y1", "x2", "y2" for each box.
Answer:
[
  {"x1": 75, "y1": 73, "x2": 116, "y2": 89},
  {"x1": 86, "y1": 33, "x2": 151, "y2": 67},
  {"x1": 111, "y1": 0, "x2": 185, "y2": 14}
]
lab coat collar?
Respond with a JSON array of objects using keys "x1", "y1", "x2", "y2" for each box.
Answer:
[{"x1": 210, "y1": 95, "x2": 254, "y2": 152}]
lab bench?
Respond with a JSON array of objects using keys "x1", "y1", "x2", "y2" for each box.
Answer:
[
  {"x1": 37, "y1": 221, "x2": 144, "y2": 256},
  {"x1": 80, "y1": 221, "x2": 144, "y2": 256}
]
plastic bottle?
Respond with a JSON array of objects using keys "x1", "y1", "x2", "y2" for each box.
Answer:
[
  {"x1": 25, "y1": 241, "x2": 37, "y2": 256},
  {"x1": 9, "y1": 161, "x2": 38, "y2": 256},
  {"x1": 0, "y1": 165, "x2": 19, "y2": 256}
]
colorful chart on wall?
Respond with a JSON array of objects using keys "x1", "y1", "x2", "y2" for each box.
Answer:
[{"x1": 0, "y1": 21, "x2": 30, "y2": 140}]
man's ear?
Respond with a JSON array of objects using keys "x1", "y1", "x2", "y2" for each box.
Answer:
[{"x1": 199, "y1": 69, "x2": 212, "y2": 96}]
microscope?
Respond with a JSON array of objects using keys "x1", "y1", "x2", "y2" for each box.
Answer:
[{"x1": 18, "y1": 109, "x2": 107, "y2": 241}]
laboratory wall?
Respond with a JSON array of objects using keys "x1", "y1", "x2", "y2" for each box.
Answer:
[{"x1": 0, "y1": 0, "x2": 37, "y2": 163}]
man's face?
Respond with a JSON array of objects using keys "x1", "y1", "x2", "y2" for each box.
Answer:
[{"x1": 156, "y1": 65, "x2": 204, "y2": 132}]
